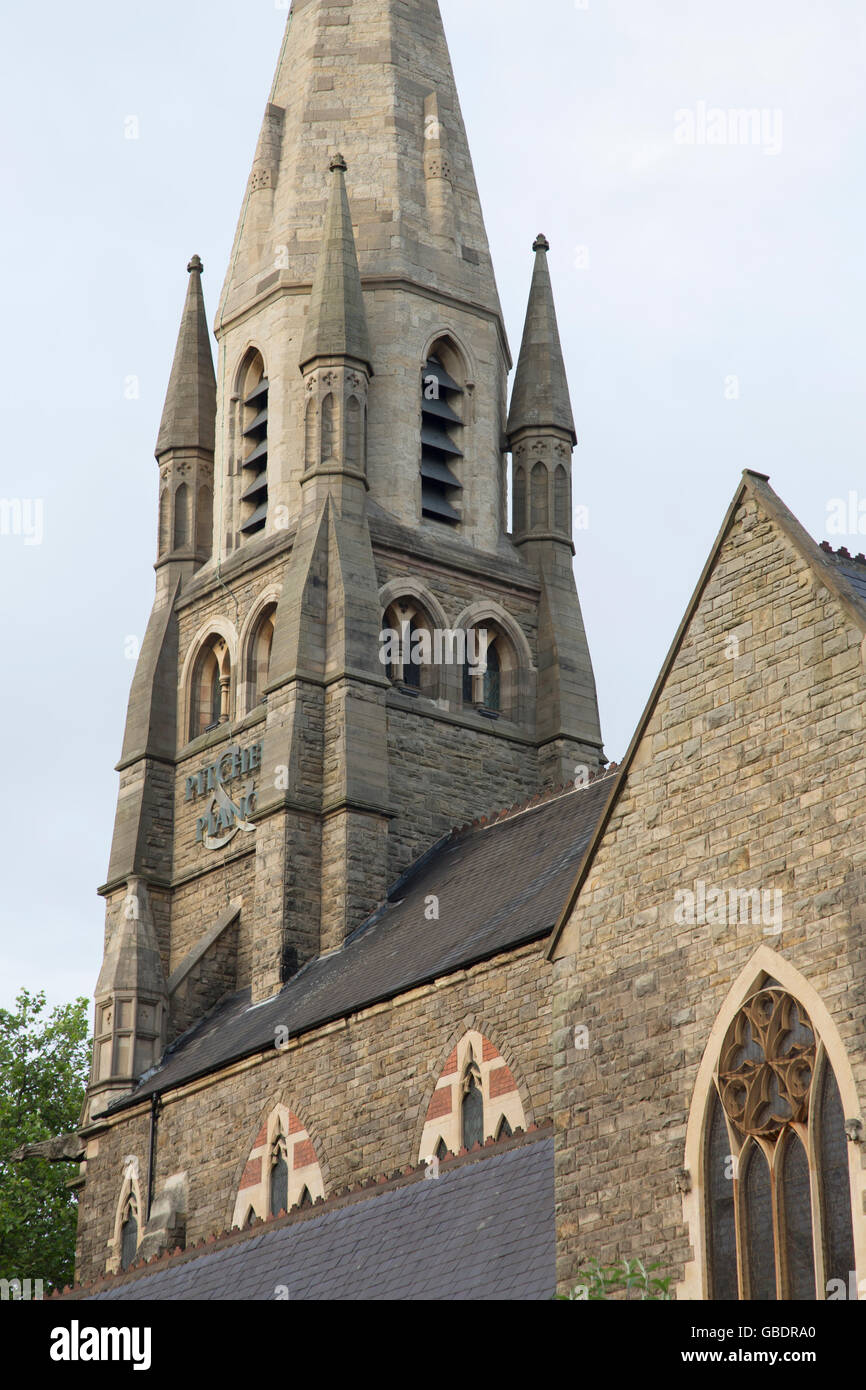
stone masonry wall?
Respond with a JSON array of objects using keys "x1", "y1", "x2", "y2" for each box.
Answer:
[
  {"x1": 551, "y1": 494, "x2": 866, "y2": 1293},
  {"x1": 75, "y1": 943, "x2": 551, "y2": 1285}
]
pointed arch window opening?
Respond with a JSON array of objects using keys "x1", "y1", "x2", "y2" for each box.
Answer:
[
  {"x1": 463, "y1": 629, "x2": 507, "y2": 718},
  {"x1": 239, "y1": 354, "x2": 269, "y2": 538},
  {"x1": 120, "y1": 1199, "x2": 139, "y2": 1272},
  {"x1": 461, "y1": 1052, "x2": 484, "y2": 1151},
  {"x1": 703, "y1": 985, "x2": 856, "y2": 1301},
  {"x1": 192, "y1": 637, "x2": 231, "y2": 740},
  {"x1": 269, "y1": 1135, "x2": 289, "y2": 1218},
  {"x1": 421, "y1": 349, "x2": 464, "y2": 525},
  {"x1": 249, "y1": 604, "x2": 277, "y2": 710},
  {"x1": 384, "y1": 601, "x2": 436, "y2": 697}
]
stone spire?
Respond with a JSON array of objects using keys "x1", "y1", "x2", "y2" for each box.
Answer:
[
  {"x1": 155, "y1": 256, "x2": 216, "y2": 458},
  {"x1": 299, "y1": 155, "x2": 373, "y2": 373},
  {"x1": 507, "y1": 235, "x2": 576, "y2": 444}
]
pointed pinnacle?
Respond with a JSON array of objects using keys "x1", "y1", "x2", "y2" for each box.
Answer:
[
  {"x1": 299, "y1": 157, "x2": 373, "y2": 374},
  {"x1": 507, "y1": 236, "x2": 576, "y2": 443},
  {"x1": 156, "y1": 257, "x2": 216, "y2": 458}
]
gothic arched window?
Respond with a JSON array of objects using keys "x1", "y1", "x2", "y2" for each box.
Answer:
[
  {"x1": 270, "y1": 1136, "x2": 289, "y2": 1217},
  {"x1": 247, "y1": 604, "x2": 276, "y2": 709},
  {"x1": 346, "y1": 395, "x2": 364, "y2": 473},
  {"x1": 554, "y1": 464, "x2": 569, "y2": 533},
  {"x1": 238, "y1": 351, "x2": 269, "y2": 538},
  {"x1": 120, "y1": 1200, "x2": 139, "y2": 1272},
  {"x1": 530, "y1": 461, "x2": 548, "y2": 530},
  {"x1": 383, "y1": 599, "x2": 436, "y2": 696},
  {"x1": 173, "y1": 482, "x2": 190, "y2": 550},
  {"x1": 320, "y1": 393, "x2": 336, "y2": 463},
  {"x1": 462, "y1": 626, "x2": 512, "y2": 718},
  {"x1": 461, "y1": 1054, "x2": 484, "y2": 1150},
  {"x1": 421, "y1": 341, "x2": 464, "y2": 525},
  {"x1": 190, "y1": 635, "x2": 230, "y2": 740},
  {"x1": 704, "y1": 985, "x2": 856, "y2": 1301},
  {"x1": 514, "y1": 464, "x2": 527, "y2": 536}
]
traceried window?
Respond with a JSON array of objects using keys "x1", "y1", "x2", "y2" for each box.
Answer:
[
  {"x1": 120, "y1": 1199, "x2": 139, "y2": 1272},
  {"x1": 421, "y1": 343, "x2": 464, "y2": 525},
  {"x1": 704, "y1": 985, "x2": 856, "y2": 1301},
  {"x1": 238, "y1": 351, "x2": 269, "y2": 538}
]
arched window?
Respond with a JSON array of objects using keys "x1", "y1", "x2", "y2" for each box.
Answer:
[
  {"x1": 554, "y1": 464, "x2": 569, "y2": 533},
  {"x1": 238, "y1": 351, "x2": 269, "y2": 538},
  {"x1": 419, "y1": 1029, "x2": 526, "y2": 1163},
  {"x1": 514, "y1": 464, "x2": 527, "y2": 536},
  {"x1": 461, "y1": 1056, "x2": 484, "y2": 1150},
  {"x1": 704, "y1": 984, "x2": 856, "y2": 1301},
  {"x1": 320, "y1": 394, "x2": 335, "y2": 463},
  {"x1": 196, "y1": 485, "x2": 212, "y2": 555},
  {"x1": 531, "y1": 461, "x2": 548, "y2": 530},
  {"x1": 346, "y1": 396, "x2": 364, "y2": 473},
  {"x1": 190, "y1": 635, "x2": 230, "y2": 740},
  {"x1": 173, "y1": 482, "x2": 190, "y2": 550},
  {"x1": 270, "y1": 1136, "x2": 289, "y2": 1217},
  {"x1": 158, "y1": 486, "x2": 170, "y2": 556},
  {"x1": 120, "y1": 1199, "x2": 139, "y2": 1272},
  {"x1": 462, "y1": 627, "x2": 511, "y2": 718},
  {"x1": 383, "y1": 599, "x2": 435, "y2": 696},
  {"x1": 231, "y1": 1106, "x2": 326, "y2": 1230},
  {"x1": 247, "y1": 604, "x2": 276, "y2": 709},
  {"x1": 304, "y1": 396, "x2": 318, "y2": 471},
  {"x1": 421, "y1": 341, "x2": 464, "y2": 525}
]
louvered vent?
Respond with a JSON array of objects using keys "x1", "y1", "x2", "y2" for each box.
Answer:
[
  {"x1": 240, "y1": 369, "x2": 269, "y2": 537},
  {"x1": 421, "y1": 356, "x2": 463, "y2": 524}
]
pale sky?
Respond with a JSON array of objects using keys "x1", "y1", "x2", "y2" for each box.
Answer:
[{"x1": 2, "y1": 0, "x2": 865, "y2": 1013}]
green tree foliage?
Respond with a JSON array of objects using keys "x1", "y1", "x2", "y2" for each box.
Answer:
[
  {"x1": 0, "y1": 990, "x2": 90, "y2": 1290},
  {"x1": 559, "y1": 1257, "x2": 673, "y2": 1301}
]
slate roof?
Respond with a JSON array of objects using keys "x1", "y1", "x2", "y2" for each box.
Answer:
[
  {"x1": 109, "y1": 774, "x2": 615, "y2": 1112},
  {"x1": 819, "y1": 543, "x2": 866, "y2": 610},
  {"x1": 79, "y1": 1136, "x2": 554, "y2": 1302}
]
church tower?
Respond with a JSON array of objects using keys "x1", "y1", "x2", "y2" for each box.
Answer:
[{"x1": 87, "y1": 0, "x2": 605, "y2": 1118}]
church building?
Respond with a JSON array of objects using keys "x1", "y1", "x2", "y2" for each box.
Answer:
[{"x1": 57, "y1": 1, "x2": 863, "y2": 1302}]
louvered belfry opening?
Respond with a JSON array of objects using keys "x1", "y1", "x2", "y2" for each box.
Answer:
[
  {"x1": 240, "y1": 353, "x2": 269, "y2": 537},
  {"x1": 421, "y1": 352, "x2": 463, "y2": 524}
]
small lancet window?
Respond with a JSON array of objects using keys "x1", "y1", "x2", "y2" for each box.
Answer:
[
  {"x1": 461, "y1": 1052, "x2": 484, "y2": 1150},
  {"x1": 298, "y1": 1186, "x2": 313, "y2": 1210},
  {"x1": 120, "y1": 1200, "x2": 139, "y2": 1272},
  {"x1": 421, "y1": 347, "x2": 464, "y2": 525},
  {"x1": 173, "y1": 482, "x2": 190, "y2": 550},
  {"x1": 530, "y1": 461, "x2": 548, "y2": 530},
  {"x1": 435, "y1": 1138, "x2": 449, "y2": 1161},
  {"x1": 554, "y1": 464, "x2": 570, "y2": 534},
  {"x1": 270, "y1": 1136, "x2": 289, "y2": 1217},
  {"x1": 495, "y1": 1116, "x2": 512, "y2": 1141},
  {"x1": 239, "y1": 352, "x2": 269, "y2": 538}
]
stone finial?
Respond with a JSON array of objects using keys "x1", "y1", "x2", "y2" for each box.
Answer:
[
  {"x1": 187, "y1": 254, "x2": 203, "y2": 274},
  {"x1": 329, "y1": 153, "x2": 348, "y2": 173},
  {"x1": 533, "y1": 234, "x2": 550, "y2": 252}
]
